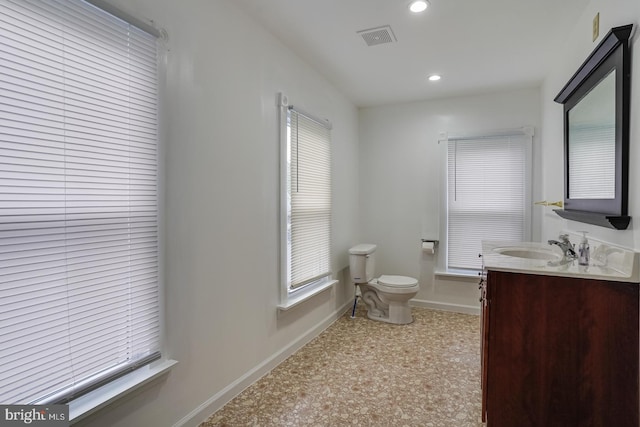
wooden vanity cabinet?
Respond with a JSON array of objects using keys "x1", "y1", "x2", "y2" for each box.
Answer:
[{"x1": 481, "y1": 270, "x2": 639, "y2": 426}]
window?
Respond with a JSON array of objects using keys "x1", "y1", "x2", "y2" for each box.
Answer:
[
  {"x1": 279, "y1": 97, "x2": 332, "y2": 303},
  {"x1": 446, "y1": 129, "x2": 532, "y2": 271},
  {"x1": 0, "y1": 0, "x2": 160, "y2": 405}
]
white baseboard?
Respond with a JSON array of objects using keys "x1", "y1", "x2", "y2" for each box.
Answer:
[
  {"x1": 173, "y1": 300, "x2": 352, "y2": 427},
  {"x1": 411, "y1": 298, "x2": 480, "y2": 315}
]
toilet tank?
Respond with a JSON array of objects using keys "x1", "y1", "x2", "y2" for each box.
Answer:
[{"x1": 349, "y1": 244, "x2": 376, "y2": 284}]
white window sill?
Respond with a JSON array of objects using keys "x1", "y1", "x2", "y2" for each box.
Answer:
[
  {"x1": 69, "y1": 359, "x2": 178, "y2": 424},
  {"x1": 277, "y1": 280, "x2": 338, "y2": 311},
  {"x1": 435, "y1": 269, "x2": 482, "y2": 280}
]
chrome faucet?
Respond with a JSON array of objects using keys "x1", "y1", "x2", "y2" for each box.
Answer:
[{"x1": 548, "y1": 234, "x2": 577, "y2": 260}]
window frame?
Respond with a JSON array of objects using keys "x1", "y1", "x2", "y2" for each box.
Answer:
[
  {"x1": 440, "y1": 127, "x2": 534, "y2": 275},
  {"x1": 277, "y1": 94, "x2": 337, "y2": 311},
  {"x1": 0, "y1": 0, "x2": 174, "y2": 419}
]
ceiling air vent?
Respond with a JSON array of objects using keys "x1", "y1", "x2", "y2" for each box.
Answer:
[{"x1": 357, "y1": 25, "x2": 397, "y2": 47}]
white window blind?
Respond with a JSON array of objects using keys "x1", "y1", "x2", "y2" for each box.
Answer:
[
  {"x1": 568, "y1": 124, "x2": 615, "y2": 199},
  {"x1": 447, "y1": 133, "x2": 530, "y2": 271},
  {"x1": 0, "y1": 0, "x2": 160, "y2": 405},
  {"x1": 286, "y1": 108, "x2": 331, "y2": 290}
]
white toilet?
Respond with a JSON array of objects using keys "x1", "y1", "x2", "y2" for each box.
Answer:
[{"x1": 349, "y1": 244, "x2": 419, "y2": 324}]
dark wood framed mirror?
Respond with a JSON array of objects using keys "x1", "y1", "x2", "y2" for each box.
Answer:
[{"x1": 553, "y1": 24, "x2": 633, "y2": 230}]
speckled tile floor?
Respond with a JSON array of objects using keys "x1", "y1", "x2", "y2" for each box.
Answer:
[{"x1": 202, "y1": 306, "x2": 483, "y2": 427}]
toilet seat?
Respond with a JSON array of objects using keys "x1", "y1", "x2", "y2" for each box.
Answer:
[
  {"x1": 369, "y1": 275, "x2": 419, "y2": 294},
  {"x1": 379, "y1": 275, "x2": 418, "y2": 287}
]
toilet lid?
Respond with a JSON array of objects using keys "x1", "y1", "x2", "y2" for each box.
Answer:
[{"x1": 378, "y1": 275, "x2": 418, "y2": 288}]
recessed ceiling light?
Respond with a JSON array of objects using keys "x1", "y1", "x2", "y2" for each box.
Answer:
[
  {"x1": 409, "y1": 0, "x2": 429, "y2": 13},
  {"x1": 428, "y1": 74, "x2": 441, "y2": 81}
]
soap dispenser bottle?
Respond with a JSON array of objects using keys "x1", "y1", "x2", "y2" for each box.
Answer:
[{"x1": 578, "y1": 231, "x2": 590, "y2": 266}]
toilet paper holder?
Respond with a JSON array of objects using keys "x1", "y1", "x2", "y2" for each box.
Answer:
[{"x1": 421, "y1": 239, "x2": 438, "y2": 253}]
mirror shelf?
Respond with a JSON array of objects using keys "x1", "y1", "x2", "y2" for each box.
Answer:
[
  {"x1": 553, "y1": 209, "x2": 630, "y2": 230},
  {"x1": 554, "y1": 24, "x2": 633, "y2": 230}
]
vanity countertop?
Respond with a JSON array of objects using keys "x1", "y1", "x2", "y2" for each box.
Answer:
[{"x1": 482, "y1": 240, "x2": 640, "y2": 283}]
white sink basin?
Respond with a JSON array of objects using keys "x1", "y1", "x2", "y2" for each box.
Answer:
[
  {"x1": 483, "y1": 239, "x2": 639, "y2": 283},
  {"x1": 493, "y1": 246, "x2": 563, "y2": 261}
]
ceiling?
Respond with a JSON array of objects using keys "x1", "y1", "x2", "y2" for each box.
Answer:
[{"x1": 234, "y1": 0, "x2": 590, "y2": 107}]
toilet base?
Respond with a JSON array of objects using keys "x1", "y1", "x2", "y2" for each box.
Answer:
[
  {"x1": 366, "y1": 302, "x2": 413, "y2": 324},
  {"x1": 359, "y1": 285, "x2": 415, "y2": 325}
]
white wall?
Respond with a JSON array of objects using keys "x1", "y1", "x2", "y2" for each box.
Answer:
[
  {"x1": 358, "y1": 88, "x2": 541, "y2": 311},
  {"x1": 541, "y1": 0, "x2": 640, "y2": 247},
  {"x1": 75, "y1": 1, "x2": 359, "y2": 426}
]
